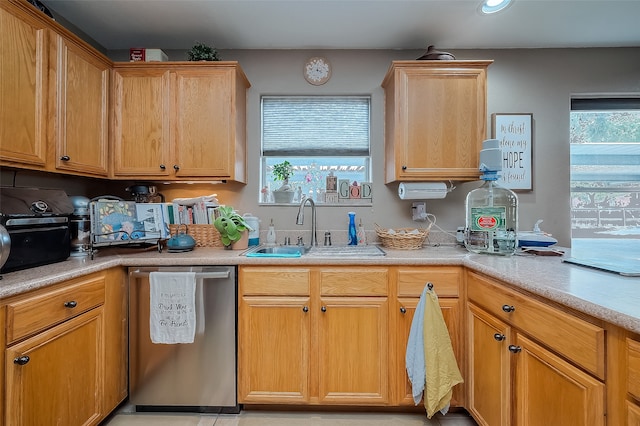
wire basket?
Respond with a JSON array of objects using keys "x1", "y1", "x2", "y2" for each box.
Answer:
[
  {"x1": 169, "y1": 224, "x2": 223, "y2": 248},
  {"x1": 374, "y1": 223, "x2": 431, "y2": 250}
]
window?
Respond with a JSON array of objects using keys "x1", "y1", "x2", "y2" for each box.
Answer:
[
  {"x1": 260, "y1": 96, "x2": 371, "y2": 204},
  {"x1": 569, "y1": 98, "x2": 640, "y2": 261}
]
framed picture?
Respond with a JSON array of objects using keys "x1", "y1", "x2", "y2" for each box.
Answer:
[{"x1": 491, "y1": 113, "x2": 534, "y2": 191}]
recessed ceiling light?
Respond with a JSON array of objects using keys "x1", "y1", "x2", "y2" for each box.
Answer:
[{"x1": 480, "y1": 0, "x2": 513, "y2": 15}]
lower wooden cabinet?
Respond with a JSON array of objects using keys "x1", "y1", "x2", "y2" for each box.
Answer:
[
  {"x1": 466, "y1": 271, "x2": 606, "y2": 426},
  {"x1": 1, "y1": 268, "x2": 127, "y2": 426}
]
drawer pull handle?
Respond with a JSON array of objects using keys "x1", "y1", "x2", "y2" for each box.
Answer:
[
  {"x1": 508, "y1": 345, "x2": 522, "y2": 353},
  {"x1": 302, "y1": 306, "x2": 309, "y2": 313},
  {"x1": 14, "y1": 356, "x2": 30, "y2": 365},
  {"x1": 60, "y1": 155, "x2": 70, "y2": 161},
  {"x1": 400, "y1": 307, "x2": 407, "y2": 314},
  {"x1": 173, "y1": 165, "x2": 180, "y2": 171},
  {"x1": 493, "y1": 333, "x2": 506, "y2": 342},
  {"x1": 321, "y1": 306, "x2": 327, "y2": 312},
  {"x1": 64, "y1": 301, "x2": 78, "y2": 308},
  {"x1": 502, "y1": 304, "x2": 516, "y2": 313},
  {"x1": 159, "y1": 164, "x2": 166, "y2": 170}
]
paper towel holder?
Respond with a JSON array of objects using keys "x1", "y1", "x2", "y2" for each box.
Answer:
[{"x1": 397, "y1": 181, "x2": 456, "y2": 200}]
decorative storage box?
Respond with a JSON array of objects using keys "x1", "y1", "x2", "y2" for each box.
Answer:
[{"x1": 129, "y1": 48, "x2": 168, "y2": 62}]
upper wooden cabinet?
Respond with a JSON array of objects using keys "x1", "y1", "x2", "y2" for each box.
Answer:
[
  {"x1": 111, "y1": 62, "x2": 250, "y2": 182},
  {"x1": 381, "y1": 60, "x2": 492, "y2": 183},
  {"x1": 0, "y1": 1, "x2": 49, "y2": 168}
]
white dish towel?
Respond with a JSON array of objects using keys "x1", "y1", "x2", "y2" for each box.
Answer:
[{"x1": 149, "y1": 271, "x2": 197, "y2": 344}]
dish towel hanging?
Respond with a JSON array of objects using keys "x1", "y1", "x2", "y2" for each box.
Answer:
[
  {"x1": 149, "y1": 271, "x2": 197, "y2": 344},
  {"x1": 406, "y1": 283, "x2": 464, "y2": 419}
]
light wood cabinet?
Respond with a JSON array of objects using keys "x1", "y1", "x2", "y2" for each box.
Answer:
[
  {"x1": 111, "y1": 62, "x2": 249, "y2": 182},
  {"x1": 381, "y1": 61, "x2": 492, "y2": 183},
  {"x1": 1, "y1": 268, "x2": 127, "y2": 426},
  {"x1": 466, "y1": 270, "x2": 606, "y2": 426},
  {"x1": 0, "y1": 1, "x2": 49, "y2": 169},
  {"x1": 392, "y1": 266, "x2": 464, "y2": 407},
  {"x1": 50, "y1": 32, "x2": 110, "y2": 177},
  {"x1": 238, "y1": 266, "x2": 389, "y2": 405}
]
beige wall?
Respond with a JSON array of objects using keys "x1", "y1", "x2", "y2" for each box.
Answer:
[{"x1": 7, "y1": 47, "x2": 639, "y2": 246}]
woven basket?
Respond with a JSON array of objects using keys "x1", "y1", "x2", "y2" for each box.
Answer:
[
  {"x1": 169, "y1": 224, "x2": 223, "y2": 248},
  {"x1": 374, "y1": 224, "x2": 431, "y2": 250}
]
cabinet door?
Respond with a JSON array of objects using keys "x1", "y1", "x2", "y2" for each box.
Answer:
[
  {"x1": 172, "y1": 68, "x2": 234, "y2": 178},
  {"x1": 0, "y1": 3, "x2": 48, "y2": 167},
  {"x1": 238, "y1": 296, "x2": 311, "y2": 403},
  {"x1": 112, "y1": 67, "x2": 171, "y2": 177},
  {"x1": 5, "y1": 308, "x2": 103, "y2": 426},
  {"x1": 51, "y1": 34, "x2": 109, "y2": 176},
  {"x1": 396, "y1": 297, "x2": 463, "y2": 407},
  {"x1": 514, "y1": 333, "x2": 605, "y2": 426},
  {"x1": 318, "y1": 296, "x2": 389, "y2": 404},
  {"x1": 467, "y1": 303, "x2": 511, "y2": 426}
]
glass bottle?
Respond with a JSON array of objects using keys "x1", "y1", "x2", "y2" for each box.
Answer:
[
  {"x1": 464, "y1": 175, "x2": 518, "y2": 255},
  {"x1": 348, "y1": 212, "x2": 357, "y2": 245}
]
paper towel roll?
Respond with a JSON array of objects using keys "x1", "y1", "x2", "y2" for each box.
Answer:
[{"x1": 398, "y1": 182, "x2": 448, "y2": 200}]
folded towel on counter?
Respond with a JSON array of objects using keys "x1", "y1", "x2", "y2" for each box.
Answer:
[
  {"x1": 149, "y1": 271, "x2": 197, "y2": 344},
  {"x1": 406, "y1": 283, "x2": 464, "y2": 419}
]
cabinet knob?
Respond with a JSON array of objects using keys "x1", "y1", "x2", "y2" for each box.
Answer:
[
  {"x1": 159, "y1": 164, "x2": 166, "y2": 170},
  {"x1": 508, "y1": 345, "x2": 522, "y2": 353},
  {"x1": 173, "y1": 165, "x2": 180, "y2": 171},
  {"x1": 302, "y1": 306, "x2": 309, "y2": 313},
  {"x1": 493, "y1": 333, "x2": 506, "y2": 342},
  {"x1": 13, "y1": 355, "x2": 30, "y2": 365},
  {"x1": 402, "y1": 165, "x2": 407, "y2": 170},
  {"x1": 502, "y1": 304, "x2": 516, "y2": 313},
  {"x1": 60, "y1": 155, "x2": 70, "y2": 161},
  {"x1": 321, "y1": 306, "x2": 327, "y2": 312},
  {"x1": 400, "y1": 307, "x2": 407, "y2": 314},
  {"x1": 64, "y1": 300, "x2": 77, "y2": 308}
]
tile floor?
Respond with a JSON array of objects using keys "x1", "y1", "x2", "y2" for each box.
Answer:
[{"x1": 104, "y1": 408, "x2": 478, "y2": 426}]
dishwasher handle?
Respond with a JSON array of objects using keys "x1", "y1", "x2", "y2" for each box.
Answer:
[{"x1": 129, "y1": 269, "x2": 230, "y2": 280}]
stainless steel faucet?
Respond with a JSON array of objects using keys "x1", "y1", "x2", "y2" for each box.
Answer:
[{"x1": 296, "y1": 196, "x2": 318, "y2": 247}]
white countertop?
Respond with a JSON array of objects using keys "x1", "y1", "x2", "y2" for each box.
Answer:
[{"x1": 1, "y1": 244, "x2": 638, "y2": 334}]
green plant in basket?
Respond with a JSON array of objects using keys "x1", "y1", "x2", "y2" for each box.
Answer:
[{"x1": 213, "y1": 206, "x2": 252, "y2": 246}]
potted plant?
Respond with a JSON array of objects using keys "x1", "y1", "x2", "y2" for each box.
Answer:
[
  {"x1": 187, "y1": 42, "x2": 220, "y2": 61},
  {"x1": 272, "y1": 160, "x2": 295, "y2": 203},
  {"x1": 213, "y1": 206, "x2": 252, "y2": 249}
]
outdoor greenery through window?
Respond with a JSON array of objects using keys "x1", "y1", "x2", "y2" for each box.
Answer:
[
  {"x1": 260, "y1": 96, "x2": 371, "y2": 205},
  {"x1": 569, "y1": 98, "x2": 640, "y2": 261}
]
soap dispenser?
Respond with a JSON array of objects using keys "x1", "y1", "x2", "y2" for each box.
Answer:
[
  {"x1": 357, "y1": 219, "x2": 367, "y2": 245},
  {"x1": 266, "y1": 219, "x2": 277, "y2": 246}
]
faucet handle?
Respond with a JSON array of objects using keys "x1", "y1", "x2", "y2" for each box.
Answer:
[
  {"x1": 324, "y1": 231, "x2": 332, "y2": 246},
  {"x1": 297, "y1": 236, "x2": 304, "y2": 246}
]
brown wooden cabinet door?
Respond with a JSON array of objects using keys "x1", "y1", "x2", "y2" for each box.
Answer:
[
  {"x1": 103, "y1": 268, "x2": 127, "y2": 413},
  {"x1": 514, "y1": 333, "x2": 605, "y2": 426},
  {"x1": 238, "y1": 296, "x2": 311, "y2": 403},
  {"x1": 0, "y1": 3, "x2": 48, "y2": 168},
  {"x1": 172, "y1": 68, "x2": 234, "y2": 178},
  {"x1": 5, "y1": 308, "x2": 103, "y2": 426},
  {"x1": 51, "y1": 34, "x2": 109, "y2": 176},
  {"x1": 112, "y1": 67, "x2": 171, "y2": 177},
  {"x1": 317, "y1": 296, "x2": 389, "y2": 405},
  {"x1": 467, "y1": 303, "x2": 511, "y2": 426},
  {"x1": 396, "y1": 297, "x2": 463, "y2": 407}
]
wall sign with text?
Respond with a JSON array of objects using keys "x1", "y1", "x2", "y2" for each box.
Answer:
[{"x1": 491, "y1": 113, "x2": 533, "y2": 191}]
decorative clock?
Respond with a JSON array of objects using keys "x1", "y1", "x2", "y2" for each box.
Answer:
[{"x1": 304, "y1": 57, "x2": 331, "y2": 85}]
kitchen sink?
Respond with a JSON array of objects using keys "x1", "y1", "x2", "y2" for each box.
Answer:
[
  {"x1": 243, "y1": 245, "x2": 308, "y2": 257},
  {"x1": 243, "y1": 244, "x2": 386, "y2": 258}
]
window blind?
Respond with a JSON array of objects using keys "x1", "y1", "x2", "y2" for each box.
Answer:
[{"x1": 262, "y1": 96, "x2": 370, "y2": 156}]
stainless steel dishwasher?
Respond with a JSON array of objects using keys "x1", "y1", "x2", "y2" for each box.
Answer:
[{"x1": 128, "y1": 266, "x2": 239, "y2": 413}]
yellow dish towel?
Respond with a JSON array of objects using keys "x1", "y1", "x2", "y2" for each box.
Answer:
[{"x1": 423, "y1": 289, "x2": 464, "y2": 418}]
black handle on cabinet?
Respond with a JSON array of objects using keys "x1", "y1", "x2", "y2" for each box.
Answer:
[
  {"x1": 321, "y1": 306, "x2": 327, "y2": 312},
  {"x1": 60, "y1": 155, "x2": 70, "y2": 161},
  {"x1": 502, "y1": 304, "x2": 516, "y2": 313},
  {"x1": 400, "y1": 307, "x2": 407, "y2": 314},
  {"x1": 159, "y1": 164, "x2": 166, "y2": 170},
  {"x1": 508, "y1": 345, "x2": 522, "y2": 353},
  {"x1": 402, "y1": 165, "x2": 407, "y2": 170},
  {"x1": 64, "y1": 301, "x2": 77, "y2": 308},
  {"x1": 14, "y1": 356, "x2": 30, "y2": 365},
  {"x1": 493, "y1": 333, "x2": 506, "y2": 342},
  {"x1": 302, "y1": 306, "x2": 309, "y2": 313},
  {"x1": 173, "y1": 165, "x2": 180, "y2": 171}
]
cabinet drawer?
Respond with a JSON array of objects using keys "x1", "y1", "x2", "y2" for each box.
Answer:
[
  {"x1": 6, "y1": 274, "x2": 106, "y2": 344},
  {"x1": 396, "y1": 266, "x2": 461, "y2": 297},
  {"x1": 240, "y1": 267, "x2": 310, "y2": 296},
  {"x1": 628, "y1": 338, "x2": 640, "y2": 399},
  {"x1": 467, "y1": 271, "x2": 605, "y2": 379},
  {"x1": 320, "y1": 267, "x2": 388, "y2": 296}
]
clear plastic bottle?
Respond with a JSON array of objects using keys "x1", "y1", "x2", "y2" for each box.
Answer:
[
  {"x1": 348, "y1": 212, "x2": 357, "y2": 245},
  {"x1": 464, "y1": 176, "x2": 518, "y2": 255}
]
